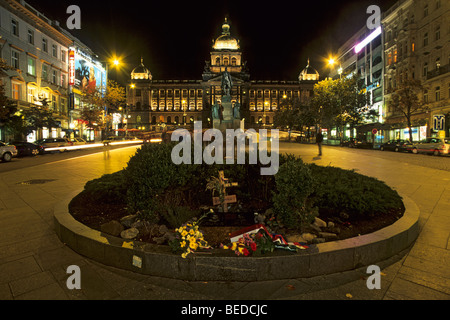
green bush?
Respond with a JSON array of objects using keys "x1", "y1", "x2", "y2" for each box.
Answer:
[
  {"x1": 308, "y1": 164, "x2": 404, "y2": 219},
  {"x1": 123, "y1": 142, "x2": 198, "y2": 224},
  {"x1": 82, "y1": 170, "x2": 127, "y2": 204},
  {"x1": 272, "y1": 156, "x2": 316, "y2": 229}
]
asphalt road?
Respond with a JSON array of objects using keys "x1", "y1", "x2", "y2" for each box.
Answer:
[{"x1": 0, "y1": 143, "x2": 143, "y2": 174}]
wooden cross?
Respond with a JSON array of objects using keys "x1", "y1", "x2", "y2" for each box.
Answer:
[{"x1": 212, "y1": 170, "x2": 238, "y2": 212}]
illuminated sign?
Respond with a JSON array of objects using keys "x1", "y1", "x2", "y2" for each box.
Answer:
[
  {"x1": 69, "y1": 50, "x2": 75, "y2": 86},
  {"x1": 72, "y1": 49, "x2": 107, "y2": 96},
  {"x1": 354, "y1": 26, "x2": 382, "y2": 53},
  {"x1": 433, "y1": 114, "x2": 445, "y2": 131}
]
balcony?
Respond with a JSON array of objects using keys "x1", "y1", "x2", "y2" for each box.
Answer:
[{"x1": 426, "y1": 64, "x2": 449, "y2": 80}]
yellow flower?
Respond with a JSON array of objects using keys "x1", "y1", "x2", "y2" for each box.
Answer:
[
  {"x1": 189, "y1": 229, "x2": 195, "y2": 235},
  {"x1": 189, "y1": 242, "x2": 198, "y2": 250},
  {"x1": 238, "y1": 247, "x2": 244, "y2": 254},
  {"x1": 181, "y1": 252, "x2": 187, "y2": 259},
  {"x1": 180, "y1": 241, "x2": 186, "y2": 248},
  {"x1": 223, "y1": 245, "x2": 229, "y2": 250},
  {"x1": 231, "y1": 242, "x2": 237, "y2": 251},
  {"x1": 189, "y1": 236, "x2": 196, "y2": 243},
  {"x1": 181, "y1": 230, "x2": 188, "y2": 237}
]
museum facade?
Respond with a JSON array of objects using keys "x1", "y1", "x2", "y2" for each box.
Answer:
[{"x1": 125, "y1": 18, "x2": 320, "y2": 131}]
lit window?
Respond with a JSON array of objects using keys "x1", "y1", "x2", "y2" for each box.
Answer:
[
  {"x1": 27, "y1": 57, "x2": 36, "y2": 76},
  {"x1": 12, "y1": 83, "x2": 20, "y2": 100}
]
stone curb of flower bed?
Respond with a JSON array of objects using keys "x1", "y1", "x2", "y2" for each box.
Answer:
[{"x1": 54, "y1": 189, "x2": 419, "y2": 282}]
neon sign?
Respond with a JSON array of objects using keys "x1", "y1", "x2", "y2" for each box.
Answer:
[{"x1": 69, "y1": 50, "x2": 75, "y2": 86}]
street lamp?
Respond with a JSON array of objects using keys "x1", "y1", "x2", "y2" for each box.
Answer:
[{"x1": 102, "y1": 58, "x2": 122, "y2": 139}]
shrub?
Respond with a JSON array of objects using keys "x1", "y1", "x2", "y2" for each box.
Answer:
[
  {"x1": 308, "y1": 164, "x2": 404, "y2": 219},
  {"x1": 272, "y1": 156, "x2": 316, "y2": 229},
  {"x1": 82, "y1": 170, "x2": 127, "y2": 204},
  {"x1": 123, "y1": 142, "x2": 200, "y2": 224}
]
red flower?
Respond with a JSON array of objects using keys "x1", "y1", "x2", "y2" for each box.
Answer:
[
  {"x1": 250, "y1": 242, "x2": 257, "y2": 251},
  {"x1": 243, "y1": 248, "x2": 250, "y2": 256}
]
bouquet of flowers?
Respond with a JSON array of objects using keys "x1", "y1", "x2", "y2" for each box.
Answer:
[
  {"x1": 170, "y1": 210, "x2": 212, "y2": 258},
  {"x1": 221, "y1": 229, "x2": 275, "y2": 256}
]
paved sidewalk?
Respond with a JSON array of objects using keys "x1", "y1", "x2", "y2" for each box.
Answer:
[{"x1": 0, "y1": 144, "x2": 448, "y2": 300}]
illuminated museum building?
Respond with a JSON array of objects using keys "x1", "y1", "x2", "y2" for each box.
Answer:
[{"x1": 126, "y1": 18, "x2": 320, "y2": 129}]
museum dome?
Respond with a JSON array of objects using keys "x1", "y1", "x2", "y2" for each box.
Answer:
[
  {"x1": 213, "y1": 18, "x2": 240, "y2": 51},
  {"x1": 131, "y1": 58, "x2": 152, "y2": 80},
  {"x1": 299, "y1": 59, "x2": 319, "y2": 81}
]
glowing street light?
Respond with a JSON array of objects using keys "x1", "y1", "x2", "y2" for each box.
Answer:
[{"x1": 328, "y1": 57, "x2": 336, "y2": 66}]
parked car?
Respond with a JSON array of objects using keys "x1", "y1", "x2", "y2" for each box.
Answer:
[
  {"x1": 9, "y1": 141, "x2": 44, "y2": 156},
  {"x1": 35, "y1": 138, "x2": 73, "y2": 152},
  {"x1": 0, "y1": 141, "x2": 18, "y2": 162},
  {"x1": 408, "y1": 137, "x2": 450, "y2": 156},
  {"x1": 340, "y1": 138, "x2": 357, "y2": 148},
  {"x1": 355, "y1": 139, "x2": 374, "y2": 149},
  {"x1": 380, "y1": 139, "x2": 411, "y2": 152},
  {"x1": 70, "y1": 137, "x2": 87, "y2": 145}
]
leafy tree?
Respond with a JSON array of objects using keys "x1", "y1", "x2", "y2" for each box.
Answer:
[
  {"x1": 388, "y1": 79, "x2": 427, "y2": 142},
  {"x1": 0, "y1": 58, "x2": 17, "y2": 140},
  {"x1": 79, "y1": 80, "x2": 126, "y2": 135},
  {"x1": 311, "y1": 74, "x2": 369, "y2": 141}
]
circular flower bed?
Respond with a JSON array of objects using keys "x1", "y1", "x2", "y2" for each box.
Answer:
[{"x1": 69, "y1": 142, "x2": 405, "y2": 258}]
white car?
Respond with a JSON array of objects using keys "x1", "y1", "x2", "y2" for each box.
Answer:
[
  {"x1": 0, "y1": 141, "x2": 18, "y2": 162},
  {"x1": 71, "y1": 137, "x2": 87, "y2": 145},
  {"x1": 408, "y1": 137, "x2": 450, "y2": 156}
]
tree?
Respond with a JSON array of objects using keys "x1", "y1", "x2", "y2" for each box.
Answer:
[
  {"x1": 79, "y1": 80, "x2": 126, "y2": 138},
  {"x1": 0, "y1": 58, "x2": 17, "y2": 141},
  {"x1": 311, "y1": 74, "x2": 369, "y2": 141},
  {"x1": 388, "y1": 79, "x2": 427, "y2": 142}
]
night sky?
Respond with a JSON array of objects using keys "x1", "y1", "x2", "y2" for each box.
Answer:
[{"x1": 25, "y1": 0, "x2": 397, "y2": 85}]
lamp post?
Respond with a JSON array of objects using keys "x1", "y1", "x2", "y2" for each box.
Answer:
[{"x1": 102, "y1": 57, "x2": 122, "y2": 140}]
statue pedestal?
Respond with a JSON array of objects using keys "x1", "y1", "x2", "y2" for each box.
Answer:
[
  {"x1": 211, "y1": 95, "x2": 243, "y2": 132},
  {"x1": 221, "y1": 95, "x2": 233, "y2": 123}
]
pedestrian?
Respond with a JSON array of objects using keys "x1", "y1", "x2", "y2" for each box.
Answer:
[{"x1": 316, "y1": 130, "x2": 323, "y2": 156}]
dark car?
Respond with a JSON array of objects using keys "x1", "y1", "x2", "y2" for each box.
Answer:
[
  {"x1": 354, "y1": 139, "x2": 374, "y2": 149},
  {"x1": 380, "y1": 139, "x2": 411, "y2": 152},
  {"x1": 340, "y1": 138, "x2": 357, "y2": 148},
  {"x1": 9, "y1": 141, "x2": 44, "y2": 156}
]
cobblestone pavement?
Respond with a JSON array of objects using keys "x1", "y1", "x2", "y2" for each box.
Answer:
[{"x1": 0, "y1": 143, "x2": 448, "y2": 302}]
